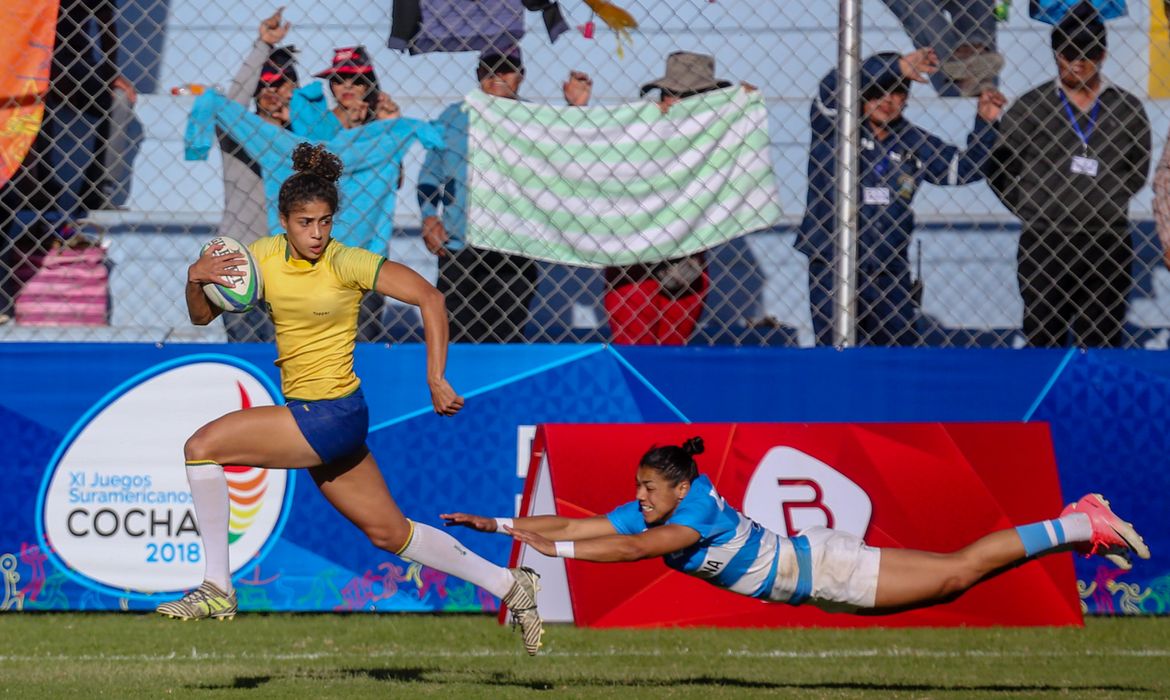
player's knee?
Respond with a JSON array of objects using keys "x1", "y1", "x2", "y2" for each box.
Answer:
[
  {"x1": 365, "y1": 524, "x2": 409, "y2": 553},
  {"x1": 183, "y1": 426, "x2": 216, "y2": 463}
]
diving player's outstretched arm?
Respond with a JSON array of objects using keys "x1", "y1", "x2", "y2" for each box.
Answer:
[
  {"x1": 442, "y1": 512, "x2": 617, "y2": 541},
  {"x1": 506, "y1": 523, "x2": 699, "y2": 563}
]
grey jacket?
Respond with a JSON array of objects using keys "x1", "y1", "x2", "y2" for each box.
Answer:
[{"x1": 217, "y1": 39, "x2": 272, "y2": 245}]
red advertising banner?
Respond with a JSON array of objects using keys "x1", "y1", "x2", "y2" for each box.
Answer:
[{"x1": 510, "y1": 423, "x2": 1081, "y2": 628}]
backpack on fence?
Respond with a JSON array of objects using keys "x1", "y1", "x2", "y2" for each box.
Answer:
[
  {"x1": 1029, "y1": 0, "x2": 1127, "y2": 25},
  {"x1": 15, "y1": 236, "x2": 111, "y2": 327}
]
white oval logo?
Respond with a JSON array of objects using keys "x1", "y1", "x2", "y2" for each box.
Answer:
[
  {"x1": 743, "y1": 446, "x2": 872, "y2": 537},
  {"x1": 37, "y1": 357, "x2": 292, "y2": 596}
]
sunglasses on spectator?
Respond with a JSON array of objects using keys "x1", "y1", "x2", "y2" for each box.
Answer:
[
  {"x1": 1058, "y1": 46, "x2": 1105, "y2": 62},
  {"x1": 330, "y1": 75, "x2": 375, "y2": 87}
]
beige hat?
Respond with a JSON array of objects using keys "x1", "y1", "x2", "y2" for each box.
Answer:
[{"x1": 640, "y1": 51, "x2": 732, "y2": 97}]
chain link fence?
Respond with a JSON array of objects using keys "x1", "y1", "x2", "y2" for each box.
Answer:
[{"x1": 2, "y1": 0, "x2": 1169, "y2": 348}]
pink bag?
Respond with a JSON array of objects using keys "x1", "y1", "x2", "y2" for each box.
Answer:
[{"x1": 15, "y1": 243, "x2": 110, "y2": 326}]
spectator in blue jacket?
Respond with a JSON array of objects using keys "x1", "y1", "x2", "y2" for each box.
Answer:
[{"x1": 796, "y1": 48, "x2": 1006, "y2": 346}]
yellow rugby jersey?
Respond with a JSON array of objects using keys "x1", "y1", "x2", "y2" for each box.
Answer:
[{"x1": 248, "y1": 236, "x2": 384, "y2": 401}]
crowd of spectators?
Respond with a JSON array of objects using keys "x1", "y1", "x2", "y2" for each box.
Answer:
[{"x1": 4, "y1": 0, "x2": 1169, "y2": 349}]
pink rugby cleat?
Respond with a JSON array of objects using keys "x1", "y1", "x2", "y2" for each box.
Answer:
[{"x1": 1061, "y1": 494, "x2": 1150, "y2": 570}]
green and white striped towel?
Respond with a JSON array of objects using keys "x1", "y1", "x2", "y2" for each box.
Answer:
[{"x1": 464, "y1": 87, "x2": 782, "y2": 268}]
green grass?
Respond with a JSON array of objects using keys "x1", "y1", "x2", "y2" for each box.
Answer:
[{"x1": 0, "y1": 614, "x2": 1167, "y2": 698}]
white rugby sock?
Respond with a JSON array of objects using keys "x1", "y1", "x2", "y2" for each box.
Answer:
[
  {"x1": 185, "y1": 461, "x2": 233, "y2": 593},
  {"x1": 397, "y1": 521, "x2": 514, "y2": 598}
]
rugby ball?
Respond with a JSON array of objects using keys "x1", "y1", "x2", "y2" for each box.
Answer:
[{"x1": 200, "y1": 236, "x2": 264, "y2": 313}]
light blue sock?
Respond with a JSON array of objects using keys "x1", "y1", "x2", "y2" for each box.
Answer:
[{"x1": 1016, "y1": 514, "x2": 1091, "y2": 557}]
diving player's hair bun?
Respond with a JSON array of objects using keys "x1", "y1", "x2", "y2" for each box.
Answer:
[{"x1": 681, "y1": 436, "x2": 704, "y2": 457}]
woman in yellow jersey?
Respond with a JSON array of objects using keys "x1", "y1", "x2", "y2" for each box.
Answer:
[{"x1": 155, "y1": 143, "x2": 544, "y2": 656}]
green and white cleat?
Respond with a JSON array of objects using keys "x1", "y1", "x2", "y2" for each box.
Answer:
[
  {"x1": 502, "y1": 566, "x2": 543, "y2": 656},
  {"x1": 156, "y1": 581, "x2": 238, "y2": 620}
]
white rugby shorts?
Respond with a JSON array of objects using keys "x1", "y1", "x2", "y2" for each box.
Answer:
[{"x1": 768, "y1": 526, "x2": 881, "y2": 611}]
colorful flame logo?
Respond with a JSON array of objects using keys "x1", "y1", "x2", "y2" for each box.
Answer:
[
  {"x1": 224, "y1": 381, "x2": 269, "y2": 544},
  {"x1": 225, "y1": 466, "x2": 269, "y2": 544}
]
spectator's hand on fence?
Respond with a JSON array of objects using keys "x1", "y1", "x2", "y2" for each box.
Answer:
[
  {"x1": 188, "y1": 245, "x2": 245, "y2": 287},
  {"x1": 563, "y1": 70, "x2": 593, "y2": 106},
  {"x1": 976, "y1": 89, "x2": 1007, "y2": 121},
  {"x1": 422, "y1": 216, "x2": 449, "y2": 257},
  {"x1": 428, "y1": 377, "x2": 465, "y2": 416},
  {"x1": 112, "y1": 75, "x2": 137, "y2": 106},
  {"x1": 899, "y1": 48, "x2": 940, "y2": 83},
  {"x1": 374, "y1": 92, "x2": 401, "y2": 120},
  {"x1": 740, "y1": 81, "x2": 759, "y2": 93},
  {"x1": 259, "y1": 7, "x2": 290, "y2": 45}
]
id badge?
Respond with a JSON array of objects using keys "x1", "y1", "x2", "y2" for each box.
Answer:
[
  {"x1": 1070, "y1": 155, "x2": 1099, "y2": 176},
  {"x1": 863, "y1": 187, "x2": 891, "y2": 205}
]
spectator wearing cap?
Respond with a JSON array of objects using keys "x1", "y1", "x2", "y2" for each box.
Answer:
[
  {"x1": 314, "y1": 46, "x2": 401, "y2": 132},
  {"x1": 599, "y1": 51, "x2": 733, "y2": 346},
  {"x1": 797, "y1": 49, "x2": 1005, "y2": 346},
  {"x1": 990, "y1": 2, "x2": 1150, "y2": 348},
  {"x1": 303, "y1": 44, "x2": 405, "y2": 342},
  {"x1": 417, "y1": 47, "x2": 559, "y2": 343}
]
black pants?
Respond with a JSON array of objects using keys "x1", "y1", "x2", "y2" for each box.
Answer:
[
  {"x1": 1017, "y1": 228, "x2": 1133, "y2": 348},
  {"x1": 438, "y1": 246, "x2": 537, "y2": 343}
]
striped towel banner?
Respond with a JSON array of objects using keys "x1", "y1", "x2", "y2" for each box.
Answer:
[{"x1": 464, "y1": 87, "x2": 782, "y2": 268}]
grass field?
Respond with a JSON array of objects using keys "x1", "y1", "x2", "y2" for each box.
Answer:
[{"x1": 0, "y1": 614, "x2": 1167, "y2": 698}]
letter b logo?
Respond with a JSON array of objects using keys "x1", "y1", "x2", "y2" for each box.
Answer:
[{"x1": 742, "y1": 447, "x2": 872, "y2": 537}]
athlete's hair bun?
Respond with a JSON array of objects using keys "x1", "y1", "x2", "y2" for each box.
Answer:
[
  {"x1": 290, "y1": 142, "x2": 342, "y2": 183},
  {"x1": 681, "y1": 436, "x2": 704, "y2": 456}
]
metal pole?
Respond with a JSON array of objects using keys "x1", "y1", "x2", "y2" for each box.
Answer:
[{"x1": 833, "y1": 0, "x2": 861, "y2": 347}]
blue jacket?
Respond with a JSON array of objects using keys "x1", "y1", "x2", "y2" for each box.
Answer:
[
  {"x1": 796, "y1": 53, "x2": 997, "y2": 272},
  {"x1": 187, "y1": 91, "x2": 444, "y2": 253},
  {"x1": 416, "y1": 101, "x2": 470, "y2": 251}
]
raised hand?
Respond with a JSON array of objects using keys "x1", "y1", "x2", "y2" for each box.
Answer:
[
  {"x1": 977, "y1": 88, "x2": 1007, "y2": 121},
  {"x1": 259, "y1": 7, "x2": 290, "y2": 45},
  {"x1": 563, "y1": 70, "x2": 593, "y2": 106},
  {"x1": 900, "y1": 47, "x2": 940, "y2": 83}
]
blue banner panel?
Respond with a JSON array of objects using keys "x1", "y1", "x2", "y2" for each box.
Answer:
[{"x1": 0, "y1": 344, "x2": 1166, "y2": 616}]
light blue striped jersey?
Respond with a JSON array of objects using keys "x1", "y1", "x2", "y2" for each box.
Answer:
[{"x1": 606, "y1": 475, "x2": 784, "y2": 599}]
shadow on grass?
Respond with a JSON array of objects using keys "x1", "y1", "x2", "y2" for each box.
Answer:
[{"x1": 197, "y1": 668, "x2": 1150, "y2": 694}]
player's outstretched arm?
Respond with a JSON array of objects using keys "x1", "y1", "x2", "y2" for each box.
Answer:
[
  {"x1": 507, "y1": 523, "x2": 699, "y2": 563},
  {"x1": 442, "y1": 513, "x2": 618, "y2": 541}
]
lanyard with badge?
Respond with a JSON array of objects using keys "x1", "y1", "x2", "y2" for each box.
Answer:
[
  {"x1": 863, "y1": 143, "x2": 892, "y2": 206},
  {"x1": 1058, "y1": 88, "x2": 1100, "y2": 177}
]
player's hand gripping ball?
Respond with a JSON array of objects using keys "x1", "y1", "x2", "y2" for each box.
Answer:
[{"x1": 200, "y1": 236, "x2": 264, "y2": 313}]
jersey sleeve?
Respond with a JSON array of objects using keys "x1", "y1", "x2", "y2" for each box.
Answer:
[
  {"x1": 665, "y1": 477, "x2": 722, "y2": 537},
  {"x1": 606, "y1": 501, "x2": 647, "y2": 536},
  {"x1": 329, "y1": 243, "x2": 386, "y2": 291}
]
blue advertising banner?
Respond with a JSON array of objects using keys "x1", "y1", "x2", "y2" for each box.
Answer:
[{"x1": 1, "y1": 344, "x2": 1166, "y2": 616}]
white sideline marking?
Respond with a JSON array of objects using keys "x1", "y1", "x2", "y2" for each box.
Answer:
[{"x1": 0, "y1": 648, "x2": 1167, "y2": 663}]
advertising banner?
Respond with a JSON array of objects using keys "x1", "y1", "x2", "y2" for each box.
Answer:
[
  {"x1": 0, "y1": 344, "x2": 1165, "y2": 615},
  {"x1": 513, "y1": 423, "x2": 1082, "y2": 628}
]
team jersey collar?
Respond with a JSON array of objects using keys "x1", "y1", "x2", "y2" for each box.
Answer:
[{"x1": 283, "y1": 236, "x2": 323, "y2": 268}]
